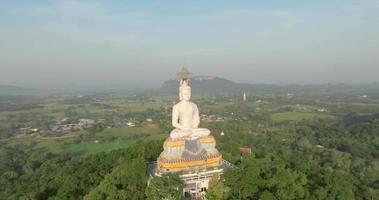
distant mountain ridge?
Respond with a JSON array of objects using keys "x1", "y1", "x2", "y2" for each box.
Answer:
[
  {"x1": 161, "y1": 76, "x2": 379, "y2": 95},
  {"x1": 161, "y1": 76, "x2": 240, "y2": 93},
  {"x1": 0, "y1": 85, "x2": 46, "y2": 96}
]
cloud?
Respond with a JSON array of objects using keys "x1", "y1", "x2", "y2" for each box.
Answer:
[
  {"x1": 341, "y1": 0, "x2": 379, "y2": 12},
  {"x1": 7, "y1": 0, "x2": 141, "y2": 45},
  {"x1": 10, "y1": 0, "x2": 104, "y2": 17},
  {"x1": 53, "y1": 28, "x2": 139, "y2": 45}
]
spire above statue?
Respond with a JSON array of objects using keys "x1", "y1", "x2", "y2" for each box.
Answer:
[
  {"x1": 170, "y1": 68, "x2": 210, "y2": 140},
  {"x1": 176, "y1": 65, "x2": 192, "y2": 80}
]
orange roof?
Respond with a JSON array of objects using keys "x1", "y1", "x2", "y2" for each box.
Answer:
[{"x1": 239, "y1": 147, "x2": 252, "y2": 154}]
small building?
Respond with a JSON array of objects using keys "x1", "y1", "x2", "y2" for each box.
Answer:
[
  {"x1": 30, "y1": 128, "x2": 39, "y2": 132},
  {"x1": 126, "y1": 122, "x2": 135, "y2": 127},
  {"x1": 72, "y1": 124, "x2": 82, "y2": 130},
  {"x1": 18, "y1": 127, "x2": 30, "y2": 135},
  {"x1": 30, "y1": 133, "x2": 39, "y2": 137},
  {"x1": 60, "y1": 124, "x2": 73, "y2": 132},
  {"x1": 215, "y1": 117, "x2": 224, "y2": 122},
  {"x1": 59, "y1": 118, "x2": 69, "y2": 124},
  {"x1": 49, "y1": 124, "x2": 59, "y2": 132},
  {"x1": 239, "y1": 147, "x2": 252, "y2": 155},
  {"x1": 78, "y1": 118, "x2": 95, "y2": 127}
]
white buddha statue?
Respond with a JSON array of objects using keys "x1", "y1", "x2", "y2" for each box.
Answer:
[{"x1": 170, "y1": 79, "x2": 210, "y2": 140}]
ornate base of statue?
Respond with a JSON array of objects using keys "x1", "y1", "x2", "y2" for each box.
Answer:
[{"x1": 157, "y1": 135, "x2": 222, "y2": 172}]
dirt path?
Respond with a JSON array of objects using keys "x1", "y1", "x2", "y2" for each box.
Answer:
[{"x1": 38, "y1": 133, "x2": 82, "y2": 140}]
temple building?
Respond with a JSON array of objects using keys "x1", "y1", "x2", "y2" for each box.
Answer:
[{"x1": 149, "y1": 68, "x2": 229, "y2": 198}]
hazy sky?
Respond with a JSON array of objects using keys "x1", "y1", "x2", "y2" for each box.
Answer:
[{"x1": 0, "y1": 0, "x2": 378, "y2": 88}]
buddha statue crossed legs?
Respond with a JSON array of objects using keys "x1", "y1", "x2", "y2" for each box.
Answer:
[{"x1": 170, "y1": 79, "x2": 210, "y2": 140}]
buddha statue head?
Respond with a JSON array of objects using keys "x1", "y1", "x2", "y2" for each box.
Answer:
[{"x1": 179, "y1": 79, "x2": 191, "y2": 101}]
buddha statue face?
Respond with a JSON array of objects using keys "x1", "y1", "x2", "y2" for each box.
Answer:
[
  {"x1": 179, "y1": 79, "x2": 191, "y2": 101},
  {"x1": 180, "y1": 87, "x2": 191, "y2": 101}
]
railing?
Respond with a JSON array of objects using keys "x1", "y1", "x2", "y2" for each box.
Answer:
[{"x1": 222, "y1": 159, "x2": 238, "y2": 169}]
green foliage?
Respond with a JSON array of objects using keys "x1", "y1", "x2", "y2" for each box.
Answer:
[
  {"x1": 215, "y1": 114, "x2": 379, "y2": 199},
  {"x1": 307, "y1": 168, "x2": 355, "y2": 200},
  {"x1": 145, "y1": 173, "x2": 183, "y2": 200},
  {"x1": 206, "y1": 174, "x2": 230, "y2": 200},
  {"x1": 0, "y1": 140, "x2": 162, "y2": 200},
  {"x1": 225, "y1": 155, "x2": 307, "y2": 200},
  {"x1": 271, "y1": 112, "x2": 334, "y2": 122},
  {"x1": 84, "y1": 157, "x2": 148, "y2": 200}
]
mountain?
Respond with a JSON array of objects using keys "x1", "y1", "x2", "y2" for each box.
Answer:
[
  {"x1": 161, "y1": 76, "x2": 241, "y2": 93},
  {"x1": 161, "y1": 76, "x2": 379, "y2": 96},
  {"x1": 160, "y1": 76, "x2": 302, "y2": 94},
  {"x1": 0, "y1": 85, "x2": 47, "y2": 96}
]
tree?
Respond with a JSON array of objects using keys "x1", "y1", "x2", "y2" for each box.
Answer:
[
  {"x1": 206, "y1": 174, "x2": 230, "y2": 200},
  {"x1": 308, "y1": 168, "x2": 354, "y2": 200},
  {"x1": 84, "y1": 157, "x2": 148, "y2": 200},
  {"x1": 225, "y1": 155, "x2": 307, "y2": 200},
  {"x1": 145, "y1": 173, "x2": 183, "y2": 200}
]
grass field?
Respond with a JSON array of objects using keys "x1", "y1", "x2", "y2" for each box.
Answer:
[
  {"x1": 271, "y1": 112, "x2": 334, "y2": 122},
  {"x1": 97, "y1": 96, "x2": 169, "y2": 112},
  {"x1": 6, "y1": 125, "x2": 166, "y2": 155}
]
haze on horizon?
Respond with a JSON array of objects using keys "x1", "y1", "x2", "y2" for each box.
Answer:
[{"x1": 0, "y1": 0, "x2": 378, "y2": 89}]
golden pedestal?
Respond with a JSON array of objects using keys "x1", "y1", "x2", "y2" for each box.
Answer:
[{"x1": 157, "y1": 136, "x2": 222, "y2": 172}]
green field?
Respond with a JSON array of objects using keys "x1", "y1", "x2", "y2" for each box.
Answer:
[
  {"x1": 271, "y1": 112, "x2": 334, "y2": 122},
  {"x1": 7, "y1": 125, "x2": 166, "y2": 155}
]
